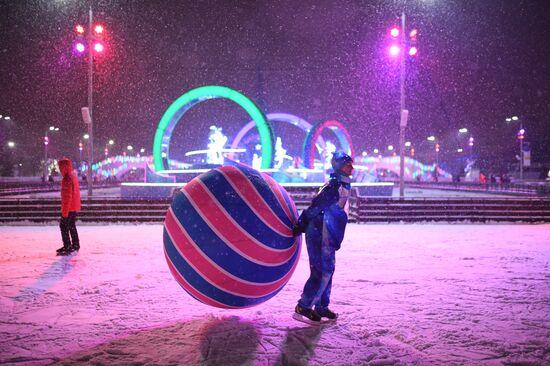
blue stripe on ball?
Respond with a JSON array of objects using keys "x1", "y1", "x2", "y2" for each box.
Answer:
[
  {"x1": 268, "y1": 176, "x2": 299, "y2": 222},
  {"x1": 170, "y1": 190, "x2": 299, "y2": 283},
  {"x1": 164, "y1": 228, "x2": 284, "y2": 307},
  {"x1": 199, "y1": 170, "x2": 294, "y2": 249},
  {"x1": 230, "y1": 164, "x2": 296, "y2": 225}
]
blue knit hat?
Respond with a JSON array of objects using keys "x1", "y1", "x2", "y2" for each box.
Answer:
[{"x1": 331, "y1": 151, "x2": 353, "y2": 172}]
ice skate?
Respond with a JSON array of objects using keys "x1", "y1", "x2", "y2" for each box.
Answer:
[
  {"x1": 56, "y1": 248, "x2": 74, "y2": 256},
  {"x1": 292, "y1": 304, "x2": 321, "y2": 325},
  {"x1": 56, "y1": 244, "x2": 75, "y2": 256},
  {"x1": 315, "y1": 307, "x2": 338, "y2": 322}
]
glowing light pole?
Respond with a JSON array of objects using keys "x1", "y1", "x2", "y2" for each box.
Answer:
[
  {"x1": 43, "y1": 126, "x2": 59, "y2": 178},
  {"x1": 389, "y1": 13, "x2": 418, "y2": 197},
  {"x1": 468, "y1": 136, "x2": 474, "y2": 160},
  {"x1": 74, "y1": 7, "x2": 106, "y2": 197},
  {"x1": 78, "y1": 141, "x2": 83, "y2": 162},
  {"x1": 506, "y1": 116, "x2": 524, "y2": 180},
  {"x1": 104, "y1": 139, "x2": 114, "y2": 157}
]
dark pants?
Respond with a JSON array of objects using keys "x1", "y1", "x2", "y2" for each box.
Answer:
[{"x1": 60, "y1": 212, "x2": 80, "y2": 249}]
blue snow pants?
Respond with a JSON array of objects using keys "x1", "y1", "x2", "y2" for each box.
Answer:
[{"x1": 298, "y1": 205, "x2": 347, "y2": 311}]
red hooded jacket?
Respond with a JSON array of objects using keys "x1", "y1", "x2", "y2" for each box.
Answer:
[{"x1": 58, "y1": 159, "x2": 81, "y2": 217}]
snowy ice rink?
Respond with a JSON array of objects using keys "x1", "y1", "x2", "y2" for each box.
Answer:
[{"x1": 1, "y1": 223, "x2": 549, "y2": 365}]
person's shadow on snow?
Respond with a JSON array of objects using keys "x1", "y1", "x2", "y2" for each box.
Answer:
[
  {"x1": 199, "y1": 316, "x2": 260, "y2": 365},
  {"x1": 274, "y1": 324, "x2": 324, "y2": 365},
  {"x1": 14, "y1": 255, "x2": 75, "y2": 301}
]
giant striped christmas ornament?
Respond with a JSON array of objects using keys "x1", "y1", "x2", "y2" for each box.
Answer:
[{"x1": 163, "y1": 164, "x2": 301, "y2": 308}]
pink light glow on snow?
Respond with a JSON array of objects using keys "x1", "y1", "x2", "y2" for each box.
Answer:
[{"x1": 1, "y1": 224, "x2": 549, "y2": 365}]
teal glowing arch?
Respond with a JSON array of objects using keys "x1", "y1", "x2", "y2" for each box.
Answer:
[
  {"x1": 153, "y1": 85, "x2": 274, "y2": 171},
  {"x1": 302, "y1": 120, "x2": 355, "y2": 169}
]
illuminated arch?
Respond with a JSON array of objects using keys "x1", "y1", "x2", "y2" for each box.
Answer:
[
  {"x1": 354, "y1": 156, "x2": 452, "y2": 182},
  {"x1": 153, "y1": 85, "x2": 274, "y2": 171},
  {"x1": 302, "y1": 120, "x2": 355, "y2": 169},
  {"x1": 227, "y1": 112, "x2": 325, "y2": 161}
]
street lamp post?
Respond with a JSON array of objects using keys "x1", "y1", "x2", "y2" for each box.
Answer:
[
  {"x1": 44, "y1": 136, "x2": 48, "y2": 178},
  {"x1": 517, "y1": 126, "x2": 525, "y2": 181},
  {"x1": 389, "y1": 12, "x2": 417, "y2": 197},
  {"x1": 435, "y1": 142, "x2": 440, "y2": 167},
  {"x1": 84, "y1": 7, "x2": 95, "y2": 197},
  {"x1": 398, "y1": 11, "x2": 408, "y2": 198},
  {"x1": 506, "y1": 116, "x2": 524, "y2": 180},
  {"x1": 78, "y1": 141, "x2": 83, "y2": 163},
  {"x1": 43, "y1": 126, "x2": 59, "y2": 178},
  {"x1": 75, "y1": 7, "x2": 106, "y2": 197}
]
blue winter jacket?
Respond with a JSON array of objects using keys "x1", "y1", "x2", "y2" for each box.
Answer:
[{"x1": 295, "y1": 173, "x2": 351, "y2": 250}]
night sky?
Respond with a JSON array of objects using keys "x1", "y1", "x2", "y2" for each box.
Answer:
[{"x1": 1, "y1": 0, "x2": 549, "y2": 175}]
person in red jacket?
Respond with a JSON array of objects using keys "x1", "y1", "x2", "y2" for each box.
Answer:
[{"x1": 56, "y1": 158, "x2": 81, "y2": 255}]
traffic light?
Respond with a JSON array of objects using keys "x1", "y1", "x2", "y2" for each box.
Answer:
[
  {"x1": 435, "y1": 143, "x2": 440, "y2": 152},
  {"x1": 44, "y1": 136, "x2": 49, "y2": 146}
]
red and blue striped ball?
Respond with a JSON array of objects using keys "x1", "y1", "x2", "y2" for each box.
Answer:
[{"x1": 163, "y1": 164, "x2": 301, "y2": 309}]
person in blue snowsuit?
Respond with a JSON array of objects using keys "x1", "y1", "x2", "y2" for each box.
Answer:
[{"x1": 293, "y1": 151, "x2": 354, "y2": 324}]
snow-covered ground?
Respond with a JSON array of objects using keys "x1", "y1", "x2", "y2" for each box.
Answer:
[{"x1": 1, "y1": 224, "x2": 549, "y2": 366}]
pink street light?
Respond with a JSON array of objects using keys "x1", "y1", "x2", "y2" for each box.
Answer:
[{"x1": 94, "y1": 43, "x2": 104, "y2": 53}]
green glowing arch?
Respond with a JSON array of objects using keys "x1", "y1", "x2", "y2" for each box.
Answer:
[{"x1": 153, "y1": 85, "x2": 274, "y2": 171}]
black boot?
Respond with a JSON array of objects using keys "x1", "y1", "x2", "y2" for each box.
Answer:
[
  {"x1": 315, "y1": 307, "x2": 338, "y2": 320},
  {"x1": 293, "y1": 304, "x2": 321, "y2": 325},
  {"x1": 56, "y1": 244, "x2": 72, "y2": 255}
]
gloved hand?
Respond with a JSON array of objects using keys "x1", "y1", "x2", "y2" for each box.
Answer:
[{"x1": 292, "y1": 224, "x2": 303, "y2": 237}]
